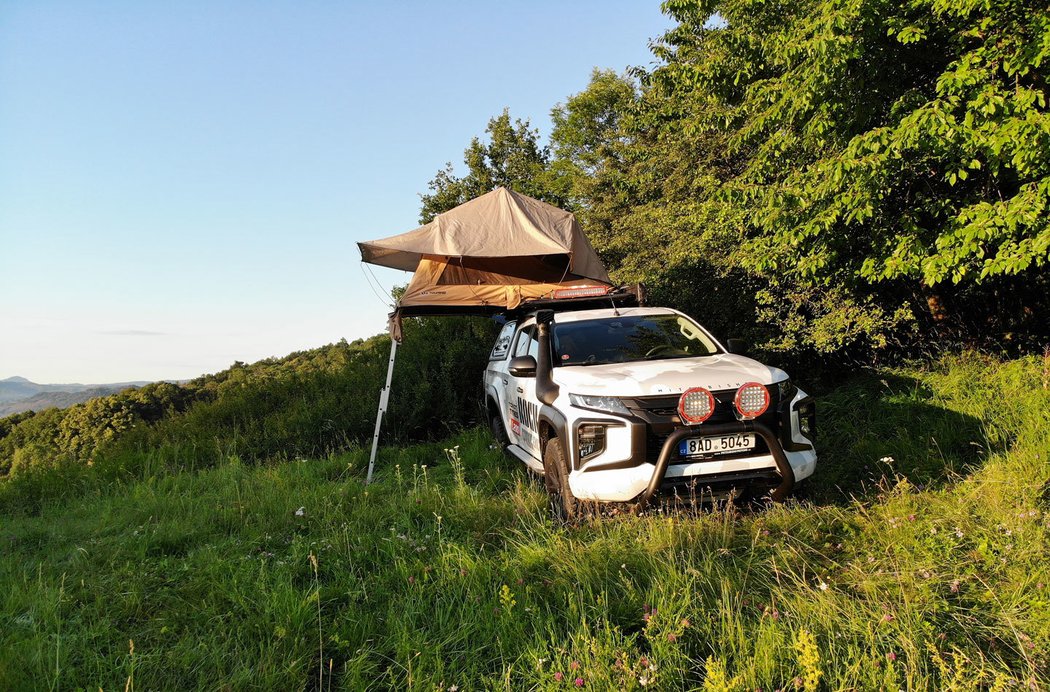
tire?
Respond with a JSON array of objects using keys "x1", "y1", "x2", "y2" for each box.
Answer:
[
  {"x1": 543, "y1": 437, "x2": 577, "y2": 521},
  {"x1": 489, "y1": 407, "x2": 509, "y2": 448}
]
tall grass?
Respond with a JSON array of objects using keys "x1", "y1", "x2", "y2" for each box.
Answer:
[{"x1": 0, "y1": 353, "x2": 1047, "y2": 689}]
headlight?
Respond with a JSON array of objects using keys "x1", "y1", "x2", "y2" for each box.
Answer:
[{"x1": 569, "y1": 393, "x2": 631, "y2": 416}]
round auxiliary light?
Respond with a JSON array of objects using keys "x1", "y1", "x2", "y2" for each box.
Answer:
[
  {"x1": 734, "y1": 382, "x2": 770, "y2": 419},
  {"x1": 678, "y1": 387, "x2": 716, "y2": 424}
]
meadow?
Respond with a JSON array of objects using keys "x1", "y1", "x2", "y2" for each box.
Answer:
[
  {"x1": 1, "y1": 352, "x2": 1047, "y2": 690},
  {"x1": 4, "y1": 0, "x2": 1048, "y2": 686}
]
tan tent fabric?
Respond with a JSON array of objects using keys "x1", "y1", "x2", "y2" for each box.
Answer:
[
  {"x1": 381, "y1": 255, "x2": 612, "y2": 341},
  {"x1": 398, "y1": 255, "x2": 610, "y2": 312},
  {"x1": 358, "y1": 187, "x2": 611, "y2": 284},
  {"x1": 359, "y1": 188, "x2": 615, "y2": 340}
]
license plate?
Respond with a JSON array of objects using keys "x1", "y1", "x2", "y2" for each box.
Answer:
[{"x1": 678, "y1": 433, "x2": 755, "y2": 457}]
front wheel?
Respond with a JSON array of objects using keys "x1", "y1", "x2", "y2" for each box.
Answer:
[
  {"x1": 543, "y1": 437, "x2": 576, "y2": 520},
  {"x1": 489, "y1": 407, "x2": 509, "y2": 449}
]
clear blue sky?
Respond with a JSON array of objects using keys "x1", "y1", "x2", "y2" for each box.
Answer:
[{"x1": 0, "y1": 1, "x2": 672, "y2": 384}]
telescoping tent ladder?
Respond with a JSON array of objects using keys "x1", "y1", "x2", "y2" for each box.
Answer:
[
  {"x1": 357, "y1": 187, "x2": 613, "y2": 483},
  {"x1": 365, "y1": 336, "x2": 397, "y2": 484}
]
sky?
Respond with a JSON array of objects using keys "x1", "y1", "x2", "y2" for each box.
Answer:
[{"x1": 0, "y1": 1, "x2": 673, "y2": 384}]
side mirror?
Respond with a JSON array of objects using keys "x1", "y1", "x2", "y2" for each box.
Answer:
[
  {"x1": 726, "y1": 338, "x2": 750, "y2": 356},
  {"x1": 508, "y1": 355, "x2": 538, "y2": 377}
]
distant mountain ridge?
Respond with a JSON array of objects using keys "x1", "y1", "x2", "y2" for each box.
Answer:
[{"x1": 0, "y1": 376, "x2": 151, "y2": 416}]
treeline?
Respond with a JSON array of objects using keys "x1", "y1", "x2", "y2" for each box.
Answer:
[
  {"x1": 423, "y1": 0, "x2": 1049, "y2": 358},
  {"x1": 0, "y1": 318, "x2": 495, "y2": 481}
]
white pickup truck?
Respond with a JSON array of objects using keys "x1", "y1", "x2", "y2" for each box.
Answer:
[{"x1": 483, "y1": 304, "x2": 817, "y2": 516}]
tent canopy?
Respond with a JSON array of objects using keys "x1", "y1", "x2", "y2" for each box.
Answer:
[
  {"x1": 358, "y1": 188, "x2": 614, "y2": 336},
  {"x1": 358, "y1": 187, "x2": 611, "y2": 284}
]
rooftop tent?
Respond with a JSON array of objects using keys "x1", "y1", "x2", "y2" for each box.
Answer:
[
  {"x1": 394, "y1": 253, "x2": 611, "y2": 316},
  {"x1": 358, "y1": 187, "x2": 613, "y2": 336},
  {"x1": 357, "y1": 187, "x2": 614, "y2": 482}
]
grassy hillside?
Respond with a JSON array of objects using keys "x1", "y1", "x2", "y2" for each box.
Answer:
[
  {"x1": 0, "y1": 316, "x2": 497, "y2": 486},
  {"x1": 1, "y1": 352, "x2": 1047, "y2": 689}
]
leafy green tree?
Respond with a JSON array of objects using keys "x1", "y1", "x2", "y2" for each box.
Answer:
[
  {"x1": 419, "y1": 109, "x2": 564, "y2": 222},
  {"x1": 0, "y1": 411, "x2": 34, "y2": 443},
  {"x1": 548, "y1": 69, "x2": 646, "y2": 265},
  {"x1": 656, "y1": 0, "x2": 1050, "y2": 350},
  {"x1": 547, "y1": 66, "x2": 773, "y2": 346},
  {"x1": 542, "y1": 0, "x2": 1049, "y2": 354}
]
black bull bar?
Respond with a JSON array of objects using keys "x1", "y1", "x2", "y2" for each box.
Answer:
[{"x1": 635, "y1": 421, "x2": 795, "y2": 509}]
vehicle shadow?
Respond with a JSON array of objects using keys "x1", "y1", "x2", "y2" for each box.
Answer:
[
  {"x1": 795, "y1": 371, "x2": 987, "y2": 506},
  {"x1": 603, "y1": 370, "x2": 989, "y2": 517}
]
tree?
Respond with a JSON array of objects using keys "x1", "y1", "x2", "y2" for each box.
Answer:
[
  {"x1": 547, "y1": 66, "x2": 774, "y2": 346},
  {"x1": 419, "y1": 109, "x2": 563, "y2": 222},
  {"x1": 550, "y1": 0, "x2": 1050, "y2": 354},
  {"x1": 548, "y1": 69, "x2": 644, "y2": 263},
  {"x1": 420, "y1": 0, "x2": 1049, "y2": 355}
]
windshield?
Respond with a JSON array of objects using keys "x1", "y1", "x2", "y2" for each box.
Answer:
[{"x1": 552, "y1": 314, "x2": 720, "y2": 366}]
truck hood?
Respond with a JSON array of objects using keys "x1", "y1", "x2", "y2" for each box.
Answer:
[{"x1": 552, "y1": 354, "x2": 787, "y2": 397}]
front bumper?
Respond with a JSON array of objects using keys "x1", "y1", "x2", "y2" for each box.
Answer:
[
  {"x1": 563, "y1": 388, "x2": 816, "y2": 505},
  {"x1": 637, "y1": 421, "x2": 792, "y2": 508},
  {"x1": 565, "y1": 419, "x2": 816, "y2": 505}
]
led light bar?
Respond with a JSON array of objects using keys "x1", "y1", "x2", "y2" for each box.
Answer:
[{"x1": 551, "y1": 286, "x2": 612, "y2": 300}]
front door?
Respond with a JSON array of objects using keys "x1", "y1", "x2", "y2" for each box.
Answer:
[{"x1": 504, "y1": 324, "x2": 542, "y2": 461}]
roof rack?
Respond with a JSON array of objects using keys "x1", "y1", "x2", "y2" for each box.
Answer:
[{"x1": 504, "y1": 283, "x2": 646, "y2": 318}]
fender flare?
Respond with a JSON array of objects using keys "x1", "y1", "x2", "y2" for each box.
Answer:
[
  {"x1": 485, "y1": 382, "x2": 505, "y2": 416},
  {"x1": 537, "y1": 405, "x2": 571, "y2": 470}
]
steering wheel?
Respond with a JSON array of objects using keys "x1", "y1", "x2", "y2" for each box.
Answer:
[{"x1": 644, "y1": 344, "x2": 678, "y2": 358}]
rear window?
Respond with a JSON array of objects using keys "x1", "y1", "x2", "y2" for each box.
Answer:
[
  {"x1": 489, "y1": 321, "x2": 517, "y2": 360},
  {"x1": 552, "y1": 314, "x2": 719, "y2": 366}
]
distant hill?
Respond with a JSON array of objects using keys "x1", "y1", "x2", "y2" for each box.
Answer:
[{"x1": 0, "y1": 376, "x2": 150, "y2": 416}]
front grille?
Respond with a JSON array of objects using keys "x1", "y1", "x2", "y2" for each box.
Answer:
[{"x1": 623, "y1": 387, "x2": 781, "y2": 463}]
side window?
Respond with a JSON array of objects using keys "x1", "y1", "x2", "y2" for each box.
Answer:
[
  {"x1": 512, "y1": 326, "x2": 535, "y2": 358},
  {"x1": 489, "y1": 321, "x2": 517, "y2": 360}
]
